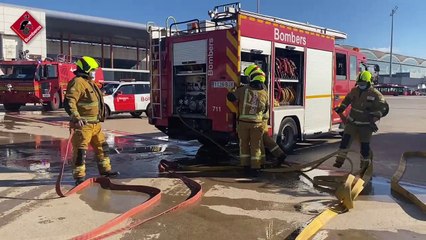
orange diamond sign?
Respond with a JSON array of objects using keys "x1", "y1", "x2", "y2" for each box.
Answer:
[{"x1": 10, "y1": 11, "x2": 43, "y2": 44}]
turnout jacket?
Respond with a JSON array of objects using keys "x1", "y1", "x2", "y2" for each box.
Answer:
[
  {"x1": 340, "y1": 86, "x2": 388, "y2": 125},
  {"x1": 64, "y1": 76, "x2": 105, "y2": 122}
]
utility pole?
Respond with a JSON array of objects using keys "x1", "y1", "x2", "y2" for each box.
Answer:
[{"x1": 389, "y1": 6, "x2": 398, "y2": 79}]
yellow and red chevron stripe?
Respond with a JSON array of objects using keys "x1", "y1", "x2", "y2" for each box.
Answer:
[{"x1": 225, "y1": 30, "x2": 239, "y2": 113}]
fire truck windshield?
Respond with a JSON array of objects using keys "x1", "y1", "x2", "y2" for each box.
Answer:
[{"x1": 0, "y1": 65, "x2": 37, "y2": 80}]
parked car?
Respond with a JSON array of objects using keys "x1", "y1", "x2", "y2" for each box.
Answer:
[{"x1": 101, "y1": 80, "x2": 150, "y2": 118}]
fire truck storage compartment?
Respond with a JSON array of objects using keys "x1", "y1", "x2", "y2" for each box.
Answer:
[
  {"x1": 172, "y1": 40, "x2": 208, "y2": 116},
  {"x1": 274, "y1": 44, "x2": 304, "y2": 106},
  {"x1": 173, "y1": 64, "x2": 207, "y2": 115}
]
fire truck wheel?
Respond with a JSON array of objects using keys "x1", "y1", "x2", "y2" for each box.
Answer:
[
  {"x1": 277, "y1": 117, "x2": 298, "y2": 153},
  {"x1": 3, "y1": 103, "x2": 21, "y2": 112},
  {"x1": 130, "y1": 111, "x2": 143, "y2": 118},
  {"x1": 44, "y1": 92, "x2": 61, "y2": 111}
]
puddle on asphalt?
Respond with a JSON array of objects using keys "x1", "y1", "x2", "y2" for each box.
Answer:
[
  {"x1": 78, "y1": 184, "x2": 151, "y2": 214},
  {"x1": 0, "y1": 130, "x2": 172, "y2": 176}
]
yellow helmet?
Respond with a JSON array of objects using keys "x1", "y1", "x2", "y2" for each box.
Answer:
[
  {"x1": 243, "y1": 64, "x2": 266, "y2": 83},
  {"x1": 75, "y1": 56, "x2": 99, "y2": 74},
  {"x1": 357, "y1": 71, "x2": 372, "y2": 83}
]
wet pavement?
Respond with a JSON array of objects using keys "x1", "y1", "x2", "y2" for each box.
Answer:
[{"x1": 0, "y1": 97, "x2": 425, "y2": 240}]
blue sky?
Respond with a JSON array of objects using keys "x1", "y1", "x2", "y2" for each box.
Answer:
[{"x1": 3, "y1": 0, "x2": 425, "y2": 58}]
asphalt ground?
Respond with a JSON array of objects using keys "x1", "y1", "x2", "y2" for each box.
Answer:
[{"x1": 0, "y1": 96, "x2": 424, "y2": 240}]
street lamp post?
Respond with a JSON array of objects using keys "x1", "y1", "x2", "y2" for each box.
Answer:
[{"x1": 389, "y1": 6, "x2": 398, "y2": 79}]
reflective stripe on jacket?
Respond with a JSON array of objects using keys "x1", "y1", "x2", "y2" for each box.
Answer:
[{"x1": 233, "y1": 85, "x2": 268, "y2": 123}]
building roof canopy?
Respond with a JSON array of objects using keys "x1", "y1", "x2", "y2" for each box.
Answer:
[
  {"x1": 45, "y1": 11, "x2": 150, "y2": 48},
  {"x1": 2, "y1": 3, "x2": 150, "y2": 48}
]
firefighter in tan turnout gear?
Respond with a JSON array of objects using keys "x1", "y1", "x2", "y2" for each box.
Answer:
[
  {"x1": 333, "y1": 70, "x2": 389, "y2": 170},
  {"x1": 227, "y1": 64, "x2": 269, "y2": 176},
  {"x1": 64, "y1": 56, "x2": 119, "y2": 186}
]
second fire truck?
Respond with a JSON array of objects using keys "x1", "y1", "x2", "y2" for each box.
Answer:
[
  {"x1": 0, "y1": 54, "x2": 104, "y2": 112},
  {"x1": 147, "y1": 2, "x2": 372, "y2": 152}
]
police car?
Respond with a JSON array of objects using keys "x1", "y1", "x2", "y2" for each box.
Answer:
[{"x1": 102, "y1": 80, "x2": 150, "y2": 118}]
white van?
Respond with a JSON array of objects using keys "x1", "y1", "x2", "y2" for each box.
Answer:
[{"x1": 102, "y1": 80, "x2": 150, "y2": 118}]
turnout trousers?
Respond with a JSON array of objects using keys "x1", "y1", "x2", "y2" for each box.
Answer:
[
  {"x1": 237, "y1": 121, "x2": 264, "y2": 169},
  {"x1": 335, "y1": 122, "x2": 373, "y2": 169},
  {"x1": 260, "y1": 121, "x2": 285, "y2": 163},
  {"x1": 71, "y1": 123, "x2": 112, "y2": 179}
]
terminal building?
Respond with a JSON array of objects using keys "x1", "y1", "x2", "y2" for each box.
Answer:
[
  {"x1": 358, "y1": 47, "x2": 426, "y2": 88},
  {"x1": 1, "y1": 3, "x2": 426, "y2": 87}
]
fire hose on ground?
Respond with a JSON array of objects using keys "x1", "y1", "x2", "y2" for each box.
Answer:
[
  {"x1": 55, "y1": 129, "x2": 202, "y2": 240},
  {"x1": 9, "y1": 113, "x2": 421, "y2": 239},
  {"x1": 172, "y1": 110, "x2": 425, "y2": 239}
]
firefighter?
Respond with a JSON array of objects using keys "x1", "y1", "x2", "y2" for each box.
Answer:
[
  {"x1": 238, "y1": 67, "x2": 287, "y2": 167},
  {"x1": 333, "y1": 70, "x2": 389, "y2": 170},
  {"x1": 227, "y1": 64, "x2": 268, "y2": 176},
  {"x1": 64, "y1": 56, "x2": 119, "y2": 186}
]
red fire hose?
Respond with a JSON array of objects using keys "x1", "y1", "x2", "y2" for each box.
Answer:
[{"x1": 55, "y1": 130, "x2": 202, "y2": 240}]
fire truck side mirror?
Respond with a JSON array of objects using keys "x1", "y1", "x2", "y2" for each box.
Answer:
[
  {"x1": 114, "y1": 91, "x2": 123, "y2": 97},
  {"x1": 374, "y1": 64, "x2": 380, "y2": 72}
]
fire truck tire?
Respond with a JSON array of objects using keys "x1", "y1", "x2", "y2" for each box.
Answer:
[
  {"x1": 3, "y1": 103, "x2": 21, "y2": 112},
  {"x1": 44, "y1": 92, "x2": 61, "y2": 111},
  {"x1": 130, "y1": 111, "x2": 143, "y2": 118},
  {"x1": 277, "y1": 117, "x2": 298, "y2": 153}
]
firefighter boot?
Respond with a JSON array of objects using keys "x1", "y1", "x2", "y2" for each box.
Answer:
[
  {"x1": 243, "y1": 166, "x2": 251, "y2": 176},
  {"x1": 75, "y1": 177, "x2": 85, "y2": 186},
  {"x1": 333, "y1": 152, "x2": 347, "y2": 168},
  {"x1": 360, "y1": 158, "x2": 370, "y2": 170},
  {"x1": 249, "y1": 168, "x2": 260, "y2": 178},
  {"x1": 101, "y1": 171, "x2": 120, "y2": 178},
  {"x1": 272, "y1": 154, "x2": 288, "y2": 168}
]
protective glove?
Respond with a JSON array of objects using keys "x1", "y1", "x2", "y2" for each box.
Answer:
[
  {"x1": 70, "y1": 118, "x2": 86, "y2": 128},
  {"x1": 334, "y1": 106, "x2": 345, "y2": 114},
  {"x1": 76, "y1": 119, "x2": 87, "y2": 128},
  {"x1": 370, "y1": 123, "x2": 379, "y2": 133}
]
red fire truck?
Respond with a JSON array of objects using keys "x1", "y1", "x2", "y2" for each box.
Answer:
[
  {"x1": 0, "y1": 55, "x2": 104, "y2": 112},
  {"x1": 147, "y1": 3, "x2": 371, "y2": 151}
]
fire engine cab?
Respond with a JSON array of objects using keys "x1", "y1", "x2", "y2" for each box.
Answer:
[
  {"x1": 147, "y1": 2, "x2": 369, "y2": 151},
  {"x1": 0, "y1": 54, "x2": 104, "y2": 112}
]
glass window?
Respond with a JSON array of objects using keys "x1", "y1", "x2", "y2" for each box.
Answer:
[
  {"x1": 46, "y1": 65, "x2": 58, "y2": 78},
  {"x1": 102, "y1": 83, "x2": 119, "y2": 95},
  {"x1": 135, "y1": 84, "x2": 150, "y2": 94},
  {"x1": 349, "y1": 55, "x2": 357, "y2": 81},
  {"x1": 102, "y1": 69, "x2": 149, "y2": 81},
  {"x1": 0, "y1": 65, "x2": 37, "y2": 80},
  {"x1": 336, "y1": 53, "x2": 347, "y2": 80},
  {"x1": 117, "y1": 84, "x2": 135, "y2": 94}
]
